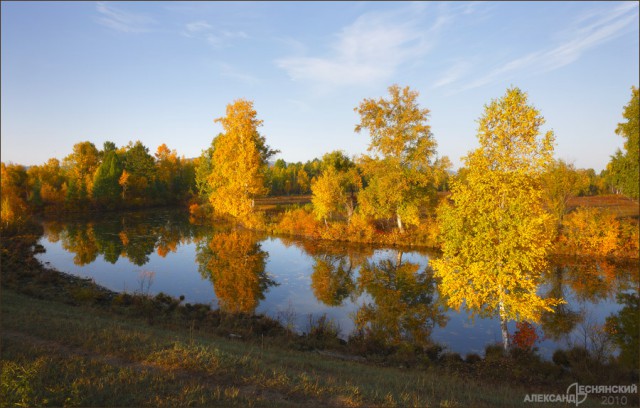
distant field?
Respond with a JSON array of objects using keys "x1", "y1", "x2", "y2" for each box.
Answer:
[
  {"x1": 257, "y1": 194, "x2": 639, "y2": 219},
  {"x1": 567, "y1": 195, "x2": 639, "y2": 218},
  {"x1": 255, "y1": 195, "x2": 312, "y2": 210}
]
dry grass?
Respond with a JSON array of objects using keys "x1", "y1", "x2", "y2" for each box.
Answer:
[
  {"x1": 568, "y1": 195, "x2": 639, "y2": 219},
  {"x1": 3, "y1": 290, "x2": 611, "y2": 408}
]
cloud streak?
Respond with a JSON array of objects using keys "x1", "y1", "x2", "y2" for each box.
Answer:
[
  {"x1": 454, "y1": 2, "x2": 638, "y2": 92},
  {"x1": 217, "y1": 62, "x2": 259, "y2": 85},
  {"x1": 182, "y1": 20, "x2": 248, "y2": 48},
  {"x1": 96, "y1": 2, "x2": 156, "y2": 33},
  {"x1": 276, "y1": 4, "x2": 448, "y2": 87}
]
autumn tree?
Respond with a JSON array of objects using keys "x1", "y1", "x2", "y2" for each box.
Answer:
[
  {"x1": 433, "y1": 155, "x2": 453, "y2": 192},
  {"x1": 63, "y1": 141, "x2": 100, "y2": 204},
  {"x1": 607, "y1": 86, "x2": 639, "y2": 199},
  {"x1": 355, "y1": 85, "x2": 438, "y2": 232},
  {"x1": 431, "y1": 87, "x2": 562, "y2": 351},
  {"x1": 27, "y1": 158, "x2": 67, "y2": 208},
  {"x1": 311, "y1": 151, "x2": 361, "y2": 224},
  {"x1": 1, "y1": 162, "x2": 30, "y2": 227},
  {"x1": 541, "y1": 159, "x2": 587, "y2": 225},
  {"x1": 207, "y1": 99, "x2": 277, "y2": 221},
  {"x1": 155, "y1": 143, "x2": 185, "y2": 201}
]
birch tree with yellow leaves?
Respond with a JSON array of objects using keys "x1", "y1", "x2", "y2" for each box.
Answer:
[
  {"x1": 207, "y1": 99, "x2": 277, "y2": 222},
  {"x1": 355, "y1": 85, "x2": 438, "y2": 232},
  {"x1": 431, "y1": 87, "x2": 563, "y2": 351}
]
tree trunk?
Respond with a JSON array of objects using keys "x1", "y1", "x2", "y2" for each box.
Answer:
[
  {"x1": 396, "y1": 212, "x2": 404, "y2": 233},
  {"x1": 396, "y1": 250, "x2": 403, "y2": 266},
  {"x1": 499, "y1": 298, "x2": 510, "y2": 352}
]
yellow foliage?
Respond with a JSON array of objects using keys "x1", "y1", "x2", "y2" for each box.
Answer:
[
  {"x1": 345, "y1": 213, "x2": 376, "y2": 242},
  {"x1": 431, "y1": 87, "x2": 562, "y2": 349},
  {"x1": 354, "y1": 85, "x2": 438, "y2": 232},
  {"x1": 208, "y1": 99, "x2": 268, "y2": 221},
  {"x1": 202, "y1": 230, "x2": 270, "y2": 313}
]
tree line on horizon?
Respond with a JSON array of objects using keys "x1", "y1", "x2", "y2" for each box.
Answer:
[{"x1": 1, "y1": 85, "x2": 636, "y2": 230}]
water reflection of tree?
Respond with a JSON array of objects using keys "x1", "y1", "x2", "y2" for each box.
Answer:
[
  {"x1": 93, "y1": 219, "x2": 125, "y2": 264},
  {"x1": 540, "y1": 257, "x2": 639, "y2": 342},
  {"x1": 42, "y1": 210, "x2": 205, "y2": 267},
  {"x1": 60, "y1": 222, "x2": 99, "y2": 266},
  {"x1": 605, "y1": 291, "x2": 639, "y2": 369},
  {"x1": 539, "y1": 265, "x2": 583, "y2": 340},
  {"x1": 196, "y1": 230, "x2": 277, "y2": 314},
  {"x1": 311, "y1": 254, "x2": 356, "y2": 306},
  {"x1": 353, "y1": 251, "x2": 448, "y2": 348}
]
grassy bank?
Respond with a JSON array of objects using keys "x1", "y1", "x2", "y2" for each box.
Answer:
[
  {"x1": 1, "y1": 290, "x2": 536, "y2": 408},
  {"x1": 5, "y1": 289, "x2": 633, "y2": 408}
]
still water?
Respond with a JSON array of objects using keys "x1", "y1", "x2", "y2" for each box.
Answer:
[{"x1": 36, "y1": 209, "x2": 638, "y2": 358}]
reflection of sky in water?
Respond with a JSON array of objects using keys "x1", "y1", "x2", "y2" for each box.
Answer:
[{"x1": 37, "y1": 226, "x2": 634, "y2": 359}]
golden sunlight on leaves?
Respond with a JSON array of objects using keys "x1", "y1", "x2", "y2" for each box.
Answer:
[{"x1": 431, "y1": 87, "x2": 562, "y2": 351}]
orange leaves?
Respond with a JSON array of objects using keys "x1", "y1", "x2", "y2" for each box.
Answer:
[
  {"x1": 558, "y1": 207, "x2": 621, "y2": 257},
  {"x1": 510, "y1": 321, "x2": 541, "y2": 351},
  {"x1": 277, "y1": 208, "x2": 321, "y2": 238},
  {"x1": 1, "y1": 162, "x2": 30, "y2": 227},
  {"x1": 118, "y1": 170, "x2": 130, "y2": 199}
]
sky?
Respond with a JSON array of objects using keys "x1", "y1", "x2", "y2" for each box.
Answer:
[{"x1": 2, "y1": 1, "x2": 638, "y2": 171}]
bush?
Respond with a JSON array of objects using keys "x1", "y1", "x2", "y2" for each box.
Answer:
[
  {"x1": 558, "y1": 207, "x2": 620, "y2": 256},
  {"x1": 276, "y1": 208, "x2": 321, "y2": 238}
]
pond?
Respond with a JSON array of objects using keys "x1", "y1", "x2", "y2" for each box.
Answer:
[{"x1": 36, "y1": 209, "x2": 639, "y2": 359}]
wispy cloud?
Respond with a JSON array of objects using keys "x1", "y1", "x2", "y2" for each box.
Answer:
[
  {"x1": 185, "y1": 21, "x2": 212, "y2": 33},
  {"x1": 276, "y1": 4, "x2": 449, "y2": 87},
  {"x1": 182, "y1": 20, "x2": 248, "y2": 48},
  {"x1": 96, "y1": 2, "x2": 156, "y2": 33},
  {"x1": 454, "y1": 2, "x2": 638, "y2": 92},
  {"x1": 433, "y1": 61, "x2": 472, "y2": 88},
  {"x1": 217, "y1": 62, "x2": 259, "y2": 85}
]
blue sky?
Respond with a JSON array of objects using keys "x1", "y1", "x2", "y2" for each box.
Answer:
[{"x1": 2, "y1": 1, "x2": 638, "y2": 171}]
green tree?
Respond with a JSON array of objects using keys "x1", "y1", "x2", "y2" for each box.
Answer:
[
  {"x1": 608, "y1": 86, "x2": 639, "y2": 199},
  {"x1": 431, "y1": 87, "x2": 562, "y2": 351},
  {"x1": 122, "y1": 141, "x2": 157, "y2": 203},
  {"x1": 92, "y1": 150, "x2": 124, "y2": 207},
  {"x1": 355, "y1": 85, "x2": 438, "y2": 232},
  {"x1": 195, "y1": 142, "x2": 216, "y2": 198},
  {"x1": 207, "y1": 99, "x2": 277, "y2": 221}
]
